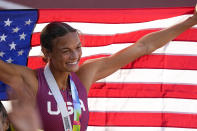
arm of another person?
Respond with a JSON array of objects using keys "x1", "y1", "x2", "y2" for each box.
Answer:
[{"x1": 77, "y1": 9, "x2": 197, "y2": 92}]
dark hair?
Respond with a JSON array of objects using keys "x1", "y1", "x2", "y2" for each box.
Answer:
[
  {"x1": 0, "y1": 102, "x2": 12, "y2": 131},
  {"x1": 40, "y1": 22, "x2": 77, "y2": 51}
]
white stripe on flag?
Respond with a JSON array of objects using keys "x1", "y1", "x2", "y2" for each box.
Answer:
[
  {"x1": 30, "y1": 46, "x2": 43, "y2": 56},
  {"x1": 1, "y1": 101, "x2": 12, "y2": 113},
  {"x1": 97, "y1": 69, "x2": 197, "y2": 85},
  {"x1": 29, "y1": 41, "x2": 197, "y2": 57},
  {"x1": 87, "y1": 126, "x2": 197, "y2": 131},
  {"x1": 88, "y1": 98, "x2": 197, "y2": 113},
  {"x1": 33, "y1": 15, "x2": 196, "y2": 34}
]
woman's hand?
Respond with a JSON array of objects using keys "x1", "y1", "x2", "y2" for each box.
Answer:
[{"x1": 188, "y1": 4, "x2": 197, "y2": 25}]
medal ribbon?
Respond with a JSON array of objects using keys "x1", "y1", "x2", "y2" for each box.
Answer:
[
  {"x1": 44, "y1": 64, "x2": 81, "y2": 131},
  {"x1": 70, "y1": 76, "x2": 81, "y2": 131}
]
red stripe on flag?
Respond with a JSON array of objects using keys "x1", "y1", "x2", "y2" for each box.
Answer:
[
  {"x1": 89, "y1": 83, "x2": 197, "y2": 99},
  {"x1": 28, "y1": 55, "x2": 197, "y2": 70},
  {"x1": 89, "y1": 112, "x2": 197, "y2": 128},
  {"x1": 31, "y1": 28, "x2": 197, "y2": 47},
  {"x1": 31, "y1": 33, "x2": 40, "y2": 47},
  {"x1": 38, "y1": 8, "x2": 193, "y2": 23},
  {"x1": 82, "y1": 55, "x2": 197, "y2": 70},
  {"x1": 27, "y1": 56, "x2": 46, "y2": 69},
  {"x1": 81, "y1": 28, "x2": 197, "y2": 46},
  {"x1": 79, "y1": 55, "x2": 108, "y2": 65}
]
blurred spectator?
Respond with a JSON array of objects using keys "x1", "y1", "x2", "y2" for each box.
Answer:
[{"x1": 0, "y1": 102, "x2": 12, "y2": 131}]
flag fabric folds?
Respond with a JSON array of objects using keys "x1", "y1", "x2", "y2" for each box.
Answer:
[{"x1": 1, "y1": 7, "x2": 197, "y2": 130}]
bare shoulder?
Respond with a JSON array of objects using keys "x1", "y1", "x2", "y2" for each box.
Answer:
[
  {"x1": 76, "y1": 58, "x2": 103, "y2": 93},
  {"x1": 75, "y1": 43, "x2": 147, "y2": 93}
]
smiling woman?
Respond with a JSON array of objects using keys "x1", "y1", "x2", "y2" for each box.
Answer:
[
  {"x1": 0, "y1": 6, "x2": 197, "y2": 131},
  {"x1": 37, "y1": 22, "x2": 89, "y2": 131},
  {"x1": 41, "y1": 22, "x2": 82, "y2": 74}
]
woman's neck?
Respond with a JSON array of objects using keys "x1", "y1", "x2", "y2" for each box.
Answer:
[{"x1": 49, "y1": 64, "x2": 70, "y2": 90}]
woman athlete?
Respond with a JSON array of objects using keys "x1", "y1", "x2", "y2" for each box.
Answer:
[{"x1": 1, "y1": 6, "x2": 197, "y2": 131}]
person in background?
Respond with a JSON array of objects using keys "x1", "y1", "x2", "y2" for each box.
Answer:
[{"x1": 0, "y1": 102, "x2": 11, "y2": 131}]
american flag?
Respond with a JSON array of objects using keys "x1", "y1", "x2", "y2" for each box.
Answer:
[
  {"x1": 1, "y1": 7, "x2": 197, "y2": 131},
  {"x1": 0, "y1": 10, "x2": 37, "y2": 99}
]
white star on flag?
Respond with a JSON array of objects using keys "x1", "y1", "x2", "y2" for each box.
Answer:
[
  {"x1": 0, "y1": 52, "x2": 5, "y2": 57},
  {"x1": 19, "y1": 32, "x2": 26, "y2": 40},
  {"x1": 9, "y1": 41, "x2": 16, "y2": 50},
  {"x1": 0, "y1": 34, "x2": 7, "y2": 42},
  {"x1": 4, "y1": 18, "x2": 12, "y2": 26},
  {"x1": 18, "y1": 50, "x2": 24, "y2": 56},
  {"x1": 12, "y1": 27, "x2": 20, "y2": 33},
  {"x1": 25, "y1": 19, "x2": 32, "y2": 25},
  {"x1": 6, "y1": 58, "x2": 13, "y2": 63}
]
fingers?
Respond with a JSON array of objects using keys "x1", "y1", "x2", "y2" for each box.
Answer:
[
  {"x1": 8, "y1": 88, "x2": 42, "y2": 131},
  {"x1": 7, "y1": 88, "x2": 17, "y2": 100},
  {"x1": 194, "y1": 4, "x2": 197, "y2": 14},
  {"x1": 7, "y1": 84, "x2": 35, "y2": 105}
]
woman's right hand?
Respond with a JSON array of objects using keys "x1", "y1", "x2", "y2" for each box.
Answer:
[{"x1": 8, "y1": 86, "x2": 42, "y2": 131}]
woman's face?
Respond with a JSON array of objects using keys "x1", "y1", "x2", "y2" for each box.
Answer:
[{"x1": 48, "y1": 32, "x2": 82, "y2": 73}]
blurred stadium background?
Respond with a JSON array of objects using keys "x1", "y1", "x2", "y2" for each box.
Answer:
[{"x1": 0, "y1": 0, "x2": 196, "y2": 9}]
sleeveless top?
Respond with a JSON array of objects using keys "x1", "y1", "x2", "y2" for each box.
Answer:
[{"x1": 36, "y1": 68, "x2": 89, "y2": 131}]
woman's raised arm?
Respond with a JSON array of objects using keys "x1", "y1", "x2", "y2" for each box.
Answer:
[
  {"x1": 0, "y1": 59, "x2": 37, "y2": 94},
  {"x1": 77, "y1": 6, "x2": 197, "y2": 92}
]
